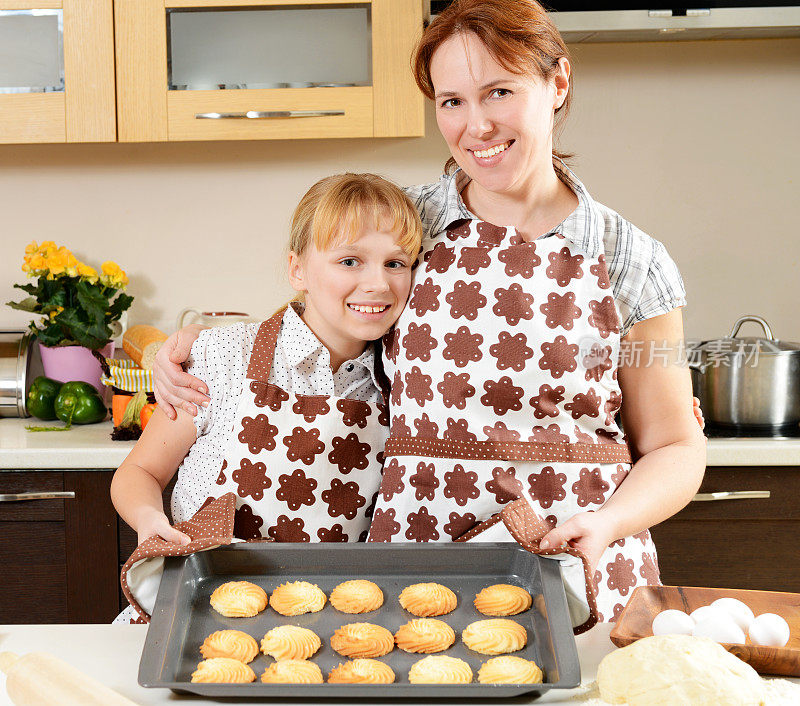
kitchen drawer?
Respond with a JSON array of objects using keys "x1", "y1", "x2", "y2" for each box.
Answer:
[
  {"x1": 0, "y1": 472, "x2": 66, "y2": 521},
  {"x1": 652, "y1": 519, "x2": 800, "y2": 593},
  {"x1": 675, "y1": 466, "x2": 800, "y2": 521}
]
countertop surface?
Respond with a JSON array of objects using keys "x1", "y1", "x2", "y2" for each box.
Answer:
[
  {"x1": 2, "y1": 417, "x2": 800, "y2": 469},
  {"x1": 5, "y1": 623, "x2": 606, "y2": 705}
]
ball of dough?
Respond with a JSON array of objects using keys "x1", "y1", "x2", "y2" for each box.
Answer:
[
  {"x1": 191, "y1": 657, "x2": 256, "y2": 683},
  {"x1": 328, "y1": 658, "x2": 396, "y2": 684},
  {"x1": 477, "y1": 656, "x2": 543, "y2": 684},
  {"x1": 260, "y1": 625, "x2": 321, "y2": 660},
  {"x1": 597, "y1": 634, "x2": 766, "y2": 705},
  {"x1": 408, "y1": 655, "x2": 473, "y2": 684},
  {"x1": 462, "y1": 619, "x2": 527, "y2": 655},
  {"x1": 399, "y1": 582, "x2": 457, "y2": 617},
  {"x1": 209, "y1": 581, "x2": 269, "y2": 618},
  {"x1": 261, "y1": 659, "x2": 323, "y2": 684},
  {"x1": 270, "y1": 581, "x2": 327, "y2": 616},
  {"x1": 474, "y1": 584, "x2": 532, "y2": 616},
  {"x1": 330, "y1": 579, "x2": 384, "y2": 614},
  {"x1": 200, "y1": 630, "x2": 259, "y2": 663},
  {"x1": 395, "y1": 619, "x2": 456, "y2": 654},
  {"x1": 330, "y1": 623, "x2": 394, "y2": 658}
]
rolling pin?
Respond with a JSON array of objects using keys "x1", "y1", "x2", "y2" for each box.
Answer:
[{"x1": 0, "y1": 651, "x2": 140, "y2": 706}]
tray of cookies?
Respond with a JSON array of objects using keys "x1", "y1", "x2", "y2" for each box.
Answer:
[{"x1": 138, "y1": 542, "x2": 580, "y2": 698}]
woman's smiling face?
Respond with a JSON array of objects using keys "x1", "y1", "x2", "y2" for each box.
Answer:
[{"x1": 430, "y1": 32, "x2": 569, "y2": 196}]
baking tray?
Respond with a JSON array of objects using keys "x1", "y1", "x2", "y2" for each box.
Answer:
[
  {"x1": 611, "y1": 585, "x2": 800, "y2": 677},
  {"x1": 139, "y1": 542, "x2": 580, "y2": 698}
]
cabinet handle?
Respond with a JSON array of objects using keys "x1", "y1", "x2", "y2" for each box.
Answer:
[
  {"x1": 195, "y1": 110, "x2": 345, "y2": 120},
  {"x1": 0, "y1": 492, "x2": 76, "y2": 502},
  {"x1": 692, "y1": 491, "x2": 770, "y2": 502}
]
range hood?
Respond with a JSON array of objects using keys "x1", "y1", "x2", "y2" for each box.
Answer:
[{"x1": 429, "y1": 2, "x2": 800, "y2": 42}]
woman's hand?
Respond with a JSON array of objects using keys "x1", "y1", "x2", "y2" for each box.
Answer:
[
  {"x1": 135, "y1": 507, "x2": 191, "y2": 546},
  {"x1": 153, "y1": 324, "x2": 209, "y2": 419},
  {"x1": 693, "y1": 396, "x2": 705, "y2": 430},
  {"x1": 538, "y1": 510, "x2": 618, "y2": 575}
]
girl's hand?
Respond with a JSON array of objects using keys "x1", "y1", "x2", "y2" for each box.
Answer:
[
  {"x1": 692, "y1": 396, "x2": 705, "y2": 430},
  {"x1": 135, "y1": 507, "x2": 192, "y2": 546},
  {"x1": 153, "y1": 324, "x2": 209, "y2": 419},
  {"x1": 538, "y1": 510, "x2": 619, "y2": 575}
]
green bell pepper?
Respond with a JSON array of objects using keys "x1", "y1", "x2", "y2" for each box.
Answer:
[
  {"x1": 26, "y1": 376, "x2": 63, "y2": 420},
  {"x1": 54, "y1": 382, "x2": 107, "y2": 425}
]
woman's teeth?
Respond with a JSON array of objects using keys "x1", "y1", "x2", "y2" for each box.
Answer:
[
  {"x1": 348, "y1": 304, "x2": 389, "y2": 314},
  {"x1": 473, "y1": 141, "x2": 512, "y2": 159}
]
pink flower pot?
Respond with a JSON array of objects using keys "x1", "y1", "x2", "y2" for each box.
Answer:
[{"x1": 38, "y1": 341, "x2": 114, "y2": 394}]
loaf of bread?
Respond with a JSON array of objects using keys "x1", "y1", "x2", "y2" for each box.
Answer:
[{"x1": 122, "y1": 325, "x2": 168, "y2": 369}]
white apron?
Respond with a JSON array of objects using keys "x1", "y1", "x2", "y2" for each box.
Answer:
[
  {"x1": 214, "y1": 307, "x2": 390, "y2": 542},
  {"x1": 368, "y1": 220, "x2": 661, "y2": 623}
]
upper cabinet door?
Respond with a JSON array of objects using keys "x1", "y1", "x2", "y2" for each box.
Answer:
[
  {"x1": 115, "y1": 0, "x2": 425, "y2": 142},
  {"x1": 0, "y1": 0, "x2": 115, "y2": 143}
]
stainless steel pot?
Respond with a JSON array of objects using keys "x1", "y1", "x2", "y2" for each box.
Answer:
[
  {"x1": 689, "y1": 315, "x2": 800, "y2": 429},
  {"x1": 0, "y1": 330, "x2": 43, "y2": 417}
]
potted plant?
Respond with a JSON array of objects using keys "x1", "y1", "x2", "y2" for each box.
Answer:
[{"x1": 7, "y1": 241, "x2": 134, "y2": 392}]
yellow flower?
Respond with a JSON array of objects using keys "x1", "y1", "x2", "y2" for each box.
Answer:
[
  {"x1": 26, "y1": 253, "x2": 47, "y2": 273},
  {"x1": 25, "y1": 241, "x2": 39, "y2": 256},
  {"x1": 77, "y1": 262, "x2": 98, "y2": 283},
  {"x1": 100, "y1": 260, "x2": 129, "y2": 288},
  {"x1": 48, "y1": 306, "x2": 64, "y2": 320},
  {"x1": 38, "y1": 241, "x2": 57, "y2": 257},
  {"x1": 46, "y1": 249, "x2": 69, "y2": 277}
]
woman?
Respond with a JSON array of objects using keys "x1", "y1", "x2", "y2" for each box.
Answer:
[{"x1": 152, "y1": 0, "x2": 705, "y2": 622}]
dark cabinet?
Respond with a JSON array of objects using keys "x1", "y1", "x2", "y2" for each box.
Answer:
[
  {"x1": 652, "y1": 466, "x2": 800, "y2": 593},
  {"x1": 0, "y1": 470, "x2": 174, "y2": 624}
]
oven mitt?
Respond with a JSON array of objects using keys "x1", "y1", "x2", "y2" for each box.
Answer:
[
  {"x1": 455, "y1": 497, "x2": 599, "y2": 635},
  {"x1": 120, "y1": 493, "x2": 240, "y2": 623}
]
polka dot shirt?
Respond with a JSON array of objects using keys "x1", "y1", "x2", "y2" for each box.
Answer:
[{"x1": 170, "y1": 303, "x2": 383, "y2": 522}]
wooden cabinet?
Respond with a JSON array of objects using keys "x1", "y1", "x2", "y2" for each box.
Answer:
[
  {"x1": 114, "y1": 0, "x2": 425, "y2": 142},
  {"x1": 0, "y1": 471, "x2": 119, "y2": 623},
  {"x1": 652, "y1": 466, "x2": 800, "y2": 593},
  {"x1": 0, "y1": 0, "x2": 115, "y2": 144},
  {"x1": 0, "y1": 470, "x2": 174, "y2": 624}
]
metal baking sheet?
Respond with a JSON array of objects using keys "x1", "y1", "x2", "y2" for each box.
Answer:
[{"x1": 139, "y1": 542, "x2": 580, "y2": 698}]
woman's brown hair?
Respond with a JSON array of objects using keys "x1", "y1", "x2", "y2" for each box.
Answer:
[{"x1": 413, "y1": 0, "x2": 573, "y2": 173}]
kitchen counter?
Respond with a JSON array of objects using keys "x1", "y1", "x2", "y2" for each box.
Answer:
[
  {"x1": 0, "y1": 419, "x2": 133, "y2": 469},
  {"x1": 2, "y1": 417, "x2": 800, "y2": 469},
  {"x1": 5, "y1": 623, "x2": 604, "y2": 705}
]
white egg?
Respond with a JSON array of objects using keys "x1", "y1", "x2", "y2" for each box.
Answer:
[
  {"x1": 692, "y1": 612, "x2": 746, "y2": 644},
  {"x1": 748, "y1": 613, "x2": 790, "y2": 648},
  {"x1": 690, "y1": 605, "x2": 731, "y2": 624},
  {"x1": 652, "y1": 609, "x2": 695, "y2": 636},
  {"x1": 711, "y1": 597, "x2": 755, "y2": 631}
]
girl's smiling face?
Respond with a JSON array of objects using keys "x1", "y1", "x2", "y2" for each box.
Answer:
[
  {"x1": 288, "y1": 224, "x2": 413, "y2": 368},
  {"x1": 430, "y1": 32, "x2": 569, "y2": 197}
]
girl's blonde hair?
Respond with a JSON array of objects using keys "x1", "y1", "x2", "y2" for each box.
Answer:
[{"x1": 289, "y1": 173, "x2": 422, "y2": 259}]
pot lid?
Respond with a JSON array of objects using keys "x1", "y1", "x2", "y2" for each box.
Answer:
[{"x1": 690, "y1": 316, "x2": 800, "y2": 355}]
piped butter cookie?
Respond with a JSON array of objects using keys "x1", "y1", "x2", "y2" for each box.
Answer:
[
  {"x1": 260, "y1": 659, "x2": 323, "y2": 684},
  {"x1": 191, "y1": 657, "x2": 256, "y2": 683},
  {"x1": 200, "y1": 630, "x2": 259, "y2": 663},
  {"x1": 462, "y1": 619, "x2": 527, "y2": 655},
  {"x1": 328, "y1": 658, "x2": 396, "y2": 684},
  {"x1": 473, "y1": 584, "x2": 532, "y2": 616},
  {"x1": 477, "y1": 656, "x2": 543, "y2": 684},
  {"x1": 260, "y1": 625, "x2": 321, "y2": 661},
  {"x1": 330, "y1": 622, "x2": 394, "y2": 658},
  {"x1": 209, "y1": 581, "x2": 268, "y2": 618},
  {"x1": 269, "y1": 581, "x2": 326, "y2": 616},
  {"x1": 399, "y1": 582, "x2": 457, "y2": 617},
  {"x1": 394, "y1": 618, "x2": 455, "y2": 654},
  {"x1": 330, "y1": 579, "x2": 384, "y2": 614},
  {"x1": 408, "y1": 655, "x2": 473, "y2": 684}
]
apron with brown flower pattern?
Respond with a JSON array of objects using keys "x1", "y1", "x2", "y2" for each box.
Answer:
[
  {"x1": 368, "y1": 220, "x2": 661, "y2": 622},
  {"x1": 214, "y1": 307, "x2": 389, "y2": 543}
]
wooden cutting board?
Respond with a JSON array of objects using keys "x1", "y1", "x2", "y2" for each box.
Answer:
[{"x1": 610, "y1": 585, "x2": 800, "y2": 676}]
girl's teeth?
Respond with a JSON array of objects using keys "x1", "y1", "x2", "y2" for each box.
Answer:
[{"x1": 350, "y1": 304, "x2": 387, "y2": 313}]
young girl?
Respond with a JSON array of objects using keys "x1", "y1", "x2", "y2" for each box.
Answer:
[{"x1": 112, "y1": 174, "x2": 422, "y2": 599}]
